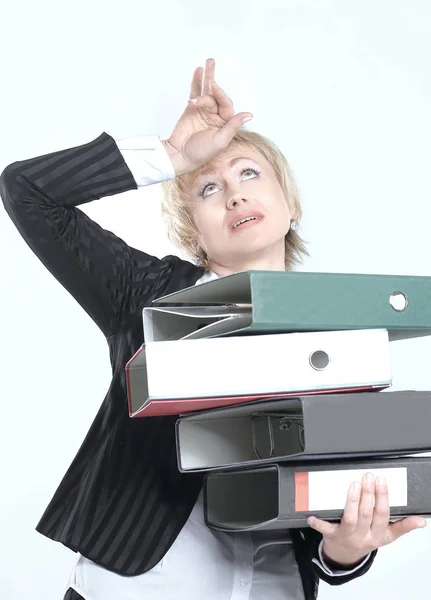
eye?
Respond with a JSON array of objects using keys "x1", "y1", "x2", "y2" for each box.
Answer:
[
  {"x1": 241, "y1": 167, "x2": 260, "y2": 179},
  {"x1": 198, "y1": 167, "x2": 261, "y2": 198},
  {"x1": 198, "y1": 181, "x2": 219, "y2": 198}
]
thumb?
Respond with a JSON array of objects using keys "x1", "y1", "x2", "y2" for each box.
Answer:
[
  {"x1": 307, "y1": 516, "x2": 338, "y2": 538},
  {"x1": 387, "y1": 517, "x2": 427, "y2": 543},
  {"x1": 214, "y1": 112, "x2": 253, "y2": 149}
]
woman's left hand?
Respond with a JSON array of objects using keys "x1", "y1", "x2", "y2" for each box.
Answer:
[{"x1": 307, "y1": 472, "x2": 427, "y2": 567}]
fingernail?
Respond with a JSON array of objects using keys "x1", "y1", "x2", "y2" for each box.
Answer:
[
  {"x1": 242, "y1": 115, "x2": 253, "y2": 124},
  {"x1": 189, "y1": 98, "x2": 198, "y2": 104},
  {"x1": 365, "y1": 473, "x2": 374, "y2": 485},
  {"x1": 307, "y1": 517, "x2": 315, "y2": 527}
]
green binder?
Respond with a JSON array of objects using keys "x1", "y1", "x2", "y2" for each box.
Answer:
[{"x1": 151, "y1": 270, "x2": 431, "y2": 341}]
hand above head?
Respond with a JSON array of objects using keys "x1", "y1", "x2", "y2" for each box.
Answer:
[
  {"x1": 307, "y1": 473, "x2": 427, "y2": 568},
  {"x1": 162, "y1": 58, "x2": 253, "y2": 176}
]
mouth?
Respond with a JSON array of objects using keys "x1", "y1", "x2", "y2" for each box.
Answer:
[{"x1": 230, "y1": 213, "x2": 264, "y2": 231}]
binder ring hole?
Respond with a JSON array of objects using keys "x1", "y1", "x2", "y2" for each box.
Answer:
[
  {"x1": 389, "y1": 291, "x2": 408, "y2": 312},
  {"x1": 309, "y1": 350, "x2": 330, "y2": 371}
]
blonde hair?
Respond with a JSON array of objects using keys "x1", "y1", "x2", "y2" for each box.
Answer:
[{"x1": 161, "y1": 129, "x2": 309, "y2": 270}]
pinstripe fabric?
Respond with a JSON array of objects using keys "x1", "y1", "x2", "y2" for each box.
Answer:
[
  {"x1": 0, "y1": 133, "x2": 376, "y2": 600},
  {"x1": 64, "y1": 589, "x2": 84, "y2": 600}
]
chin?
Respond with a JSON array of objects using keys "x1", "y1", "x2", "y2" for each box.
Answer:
[
  {"x1": 241, "y1": 233, "x2": 284, "y2": 251},
  {"x1": 224, "y1": 240, "x2": 283, "y2": 261}
]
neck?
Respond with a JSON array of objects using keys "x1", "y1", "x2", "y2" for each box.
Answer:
[{"x1": 207, "y1": 243, "x2": 286, "y2": 278}]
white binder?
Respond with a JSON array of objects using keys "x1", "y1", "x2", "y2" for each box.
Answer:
[{"x1": 126, "y1": 328, "x2": 392, "y2": 417}]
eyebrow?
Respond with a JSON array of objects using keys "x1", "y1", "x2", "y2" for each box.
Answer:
[{"x1": 198, "y1": 156, "x2": 257, "y2": 178}]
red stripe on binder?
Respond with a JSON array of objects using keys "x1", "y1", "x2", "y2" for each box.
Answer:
[{"x1": 295, "y1": 472, "x2": 309, "y2": 512}]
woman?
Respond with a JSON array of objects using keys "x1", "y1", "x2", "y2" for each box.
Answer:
[{"x1": 1, "y1": 58, "x2": 425, "y2": 600}]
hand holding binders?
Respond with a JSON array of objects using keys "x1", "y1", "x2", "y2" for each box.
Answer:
[{"x1": 204, "y1": 456, "x2": 431, "y2": 530}]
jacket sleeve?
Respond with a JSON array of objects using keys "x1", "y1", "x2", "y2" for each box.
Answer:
[
  {"x1": 0, "y1": 132, "x2": 177, "y2": 337},
  {"x1": 299, "y1": 528, "x2": 378, "y2": 587}
]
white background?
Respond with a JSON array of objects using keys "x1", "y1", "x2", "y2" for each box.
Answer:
[{"x1": 1, "y1": 1, "x2": 431, "y2": 598}]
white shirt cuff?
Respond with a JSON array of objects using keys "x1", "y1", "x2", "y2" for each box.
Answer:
[
  {"x1": 116, "y1": 134, "x2": 176, "y2": 186},
  {"x1": 312, "y1": 540, "x2": 372, "y2": 577}
]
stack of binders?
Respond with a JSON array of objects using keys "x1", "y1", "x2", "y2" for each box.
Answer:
[{"x1": 126, "y1": 270, "x2": 431, "y2": 529}]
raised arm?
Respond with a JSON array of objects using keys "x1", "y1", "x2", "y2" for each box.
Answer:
[
  {"x1": 0, "y1": 58, "x2": 253, "y2": 337},
  {"x1": 0, "y1": 132, "x2": 174, "y2": 337}
]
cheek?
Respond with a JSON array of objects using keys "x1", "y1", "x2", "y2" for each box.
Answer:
[
  {"x1": 192, "y1": 205, "x2": 224, "y2": 245},
  {"x1": 263, "y1": 186, "x2": 292, "y2": 217},
  {"x1": 272, "y1": 187, "x2": 292, "y2": 218},
  {"x1": 281, "y1": 199, "x2": 292, "y2": 219},
  {"x1": 193, "y1": 207, "x2": 214, "y2": 233}
]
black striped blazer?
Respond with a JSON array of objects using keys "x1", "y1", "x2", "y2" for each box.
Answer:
[{"x1": 0, "y1": 132, "x2": 377, "y2": 600}]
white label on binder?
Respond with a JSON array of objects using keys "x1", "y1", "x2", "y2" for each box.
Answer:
[{"x1": 296, "y1": 467, "x2": 408, "y2": 511}]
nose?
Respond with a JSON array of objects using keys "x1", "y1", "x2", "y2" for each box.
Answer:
[{"x1": 226, "y1": 191, "x2": 248, "y2": 210}]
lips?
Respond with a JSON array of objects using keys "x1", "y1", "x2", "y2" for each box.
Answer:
[{"x1": 229, "y1": 212, "x2": 264, "y2": 230}]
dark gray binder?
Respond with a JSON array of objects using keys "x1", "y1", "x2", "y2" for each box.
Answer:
[
  {"x1": 176, "y1": 391, "x2": 431, "y2": 472},
  {"x1": 204, "y1": 456, "x2": 431, "y2": 530}
]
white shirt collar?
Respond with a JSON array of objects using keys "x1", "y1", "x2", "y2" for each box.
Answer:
[{"x1": 194, "y1": 270, "x2": 219, "y2": 286}]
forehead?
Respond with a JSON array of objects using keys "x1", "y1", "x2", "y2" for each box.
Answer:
[{"x1": 193, "y1": 144, "x2": 268, "y2": 181}]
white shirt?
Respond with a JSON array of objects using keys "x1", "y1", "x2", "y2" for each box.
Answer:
[{"x1": 65, "y1": 134, "x2": 371, "y2": 600}]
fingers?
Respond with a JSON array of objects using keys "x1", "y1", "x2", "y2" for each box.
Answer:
[
  {"x1": 210, "y1": 81, "x2": 235, "y2": 121},
  {"x1": 189, "y1": 61, "x2": 251, "y2": 128},
  {"x1": 188, "y1": 94, "x2": 218, "y2": 112},
  {"x1": 353, "y1": 474, "x2": 375, "y2": 538},
  {"x1": 370, "y1": 476, "x2": 390, "y2": 538},
  {"x1": 338, "y1": 480, "x2": 362, "y2": 535},
  {"x1": 189, "y1": 67, "x2": 203, "y2": 100},
  {"x1": 202, "y1": 58, "x2": 215, "y2": 96},
  {"x1": 214, "y1": 113, "x2": 253, "y2": 149},
  {"x1": 189, "y1": 82, "x2": 236, "y2": 118},
  {"x1": 189, "y1": 80, "x2": 251, "y2": 120},
  {"x1": 186, "y1": 57, "x2": 253, "y2": 151}
]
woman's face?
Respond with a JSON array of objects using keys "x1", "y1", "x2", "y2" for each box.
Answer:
[{"x1": 187, "y1": 144, "x2": 293, "y2": 267}]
